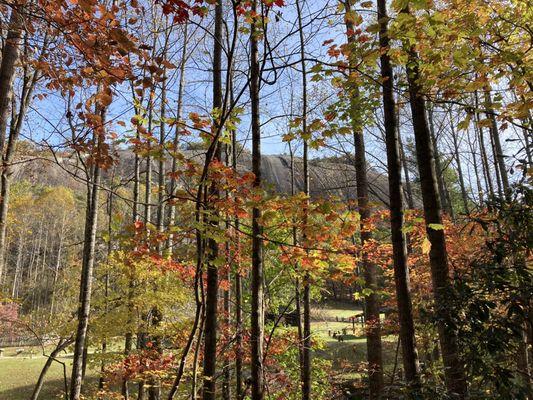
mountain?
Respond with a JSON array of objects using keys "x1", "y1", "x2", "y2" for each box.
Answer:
[{"x1": 11, "y1": 148, "x2": 412, "y2": 207}]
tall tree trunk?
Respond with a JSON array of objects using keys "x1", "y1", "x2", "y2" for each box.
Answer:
[
  {"x1": 202, "y1": 2, "x2": 223, "y2": 399},
  {"x1": 377, "y1": 0, "x2": 420, "y2": 387},
  {"x1": 250, "y1": 2, "x2": 264, "y2": 399},
  {"x1": 232, "y1": 112, "x2": 243, "y2": 399},
  {"x1": 0, "y1": 8, "x2": 29, "y2": 282},
  {"x1": 167, "y1": 22, "x2": 188, "y2": 251},
  {"x1": 296, "y1": 1, "x2": 311, "y2": 399},
  {"x1": 167, "y1": 246, "x2": 204, "y2": 400},
  {"x1": 123, "y1": 79, "x2": 145, "y2": 400},
  {"x1": 156, "y1": 66, "x2": 168, "y2": 255},
  {"x1": 222, "y1": 149, "x2": 231, "y2": 400},
  {"x1": 70, "y1": 122, "x2": 103, "y2": 400},
  {"x1": 344, "y1": 2, "x2": 383, "y2": 397},
  {"x1": 288, "y1": 141, "x2": 305, "y2": 397},
  {"x1": 99, "y1": 186, "x2": 114, "y2": 390},
  {"x1": 141, "y1": 60, "x2": 158, "y2": 400},
  {"x1": 402, "y1": 12, "x2": 467, "y2": 397}
]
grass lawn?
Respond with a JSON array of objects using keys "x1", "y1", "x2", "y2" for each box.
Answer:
[
  {"x1": 310, "y1": 303, "x2": 399, "y2": 382},
  {"x1": 0, "y1": 303, "x2": 399, "y2": 398},
  {"x1": 1, "y1": 355, "x2": 78, "y2": 400},
  {"x1": 0, "y1": 347, "x2": 101, "y2": 400}
]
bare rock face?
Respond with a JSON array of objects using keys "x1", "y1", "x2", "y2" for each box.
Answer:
[
  {"x1": 11, "y1": 148, "x2": 401, "y2": 207},
  {"x1": 235, "y1": 151, "x2": 393, "y2": 206}
]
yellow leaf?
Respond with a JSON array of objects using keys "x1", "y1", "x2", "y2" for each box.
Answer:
[{"x1": 422, "y1": 237, "x2": 431, "y2": 255}]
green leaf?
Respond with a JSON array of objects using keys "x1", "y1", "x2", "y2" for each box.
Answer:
[{"x1": 428, "y1": 223, "x2": 445, "y2": 230}]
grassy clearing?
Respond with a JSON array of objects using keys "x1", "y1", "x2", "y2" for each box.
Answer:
[
  {"x1": 0, "y1": 355, "x2": 86, "y2": 400},
  {"x1": 0, "y1": 303, "x2": 398, "y2": 398},
  {"x1": 310, "y1": 303, "x2": 399, "y2": 384}
]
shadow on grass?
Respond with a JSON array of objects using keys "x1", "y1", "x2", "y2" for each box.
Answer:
[
  {"x1": 0, "y1": 376, "x2": 99, "y2": 400},
  {"x1": 318, "y1": 336, "x2": 399, "y2": 370}
]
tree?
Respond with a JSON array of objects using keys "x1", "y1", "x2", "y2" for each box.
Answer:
[
  {"x1": 343, "y1": 1, "x2": 383, "y2": 397},
  {"x1": 250, "y1": 2, "x2": 264, "y2": 399},
  {"x1": 398, "y1": 4, "x2": 468, "y2": 397},
  {"x1": 70, "y1": 90, "x2": 105, "y2": 400},
  {"x1": 376, "y1": 0, "x2": 420, "y2": 387},
  {"x1": 202, "y1": 1, "x2": 223, "y2": 399}
]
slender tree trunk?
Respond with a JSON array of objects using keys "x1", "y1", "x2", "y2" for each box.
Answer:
[
  {"x1": 232, "y1": 117, "x2": 243, "y2": 399},
  {"x1": 250, "y1": 3, "x2": 264, "y2": 399},
  {"x1": 31, "y1": 338, "x2": 73, "y2": 400},
  {"x1": 167, "y1": 22, "x2": 188, "y2": 251},
  {"x1": 484, "y1": 88, "x2": 510, "y2": 200},
  {"x1": 344, "y1": 2, "x2": 383, "y2": 397},
  {"x1": 402, "y1": 15, "x2": 467, "y2": 397},
  {"x1": 49, "y1": 214, "x2": 66, "y2": 319},
  {"x1": 202, "y1": 3, "x2": 223, "y2": 399},
  {"x1": 141, "y1": 63, "x2": 158, "y2": 400},
  {"x1": 222, "y1": 105, "x2": 232, "y2": 400},
  {"x1": 11, "y1": 234, "x2": 22, "y2": 298},
  {"x1": 156, "y1": 67, "x2": 168, "y2": 255},
  {"x1": 397, "y1": 105, "x2": 414, "y2": 209},
  {"x1": 467, "y1": 121, "x2": 484, "y2": 205},
  {"x1": 145, "y1": 88, "x2": 154, "y2": 226},
  {"x1": 428, "y1": 104, "x2": 455, "y2": 220},
  {"x1": 474, "y1": 92, "x2": 494, "y2": 200},
  {"x1": 288, "y1": 141, "x2": 305, "y2": 395},
  {"x1": 123, "y1": 80, "x2": 145, "y2": 400},
  {"x1": 448, "y1": 110, "x2": 469, "y2": 213},
  {"x1": 99, "y1": 187, "x2": 114, "y2": 390},
  {"x1": 167, "y1": 253, "x2": 204, "y2": 400},
  {"x1": 296, "y1": 1, "x2": 311, "y2": 398},
  {"x1": 70, "y1": 131, "x2": 102, "y2": 400},
  {"x1": 377, "y1": 0, "x2": 420, "y2": 387},
  {"x1": 489, "y1": 122, "x2": 504, "y2": 199}
]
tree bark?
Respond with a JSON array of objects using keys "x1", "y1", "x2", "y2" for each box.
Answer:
[
  {"x1": 202, "y1": 2, "x2": 223, "y2": 399},
  {"x1": 167, "y1": 22, "x2": 188, "y2": 252},
  {"x1": 295, "y1": 1, "x2": 311, "y2": 398},
  {"x1": 250, "y1": 2, "x2": 264, "y2": 399},
  {"x1": 474, "y1": 92, "x2": 494, "y2": 200},
  {"x1": 344, "y1": 2, "x2": 383, "y2": 397},
  {"x1": 70, "y1": 126, "x2": 102, "y2": 400},
  {"x1": 232, "y1": 111, "x2": 243, "y2": 399},
  {"x1": 31, "y1": 338, "x2": 73, "y2": 400},
  {"x1": 402, "y1": 14, "x2": 467, "y2": 397},
  {"x1": 156, "y1": 65, "x2": 168, "y2": 255},
  {"x1": 0, "y1": 8, "x2": 29, "y2": 283},
  {"x1": 377, "y1": 0, "x2": 420, "y2": 387},
  {"x1": 484, "y1": 88, "x2": 510, "y2": 200}
]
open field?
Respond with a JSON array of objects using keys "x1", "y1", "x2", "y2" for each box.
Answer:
[{"x1": 0, "y1": 304, "x2": 399, "y2": 399}]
